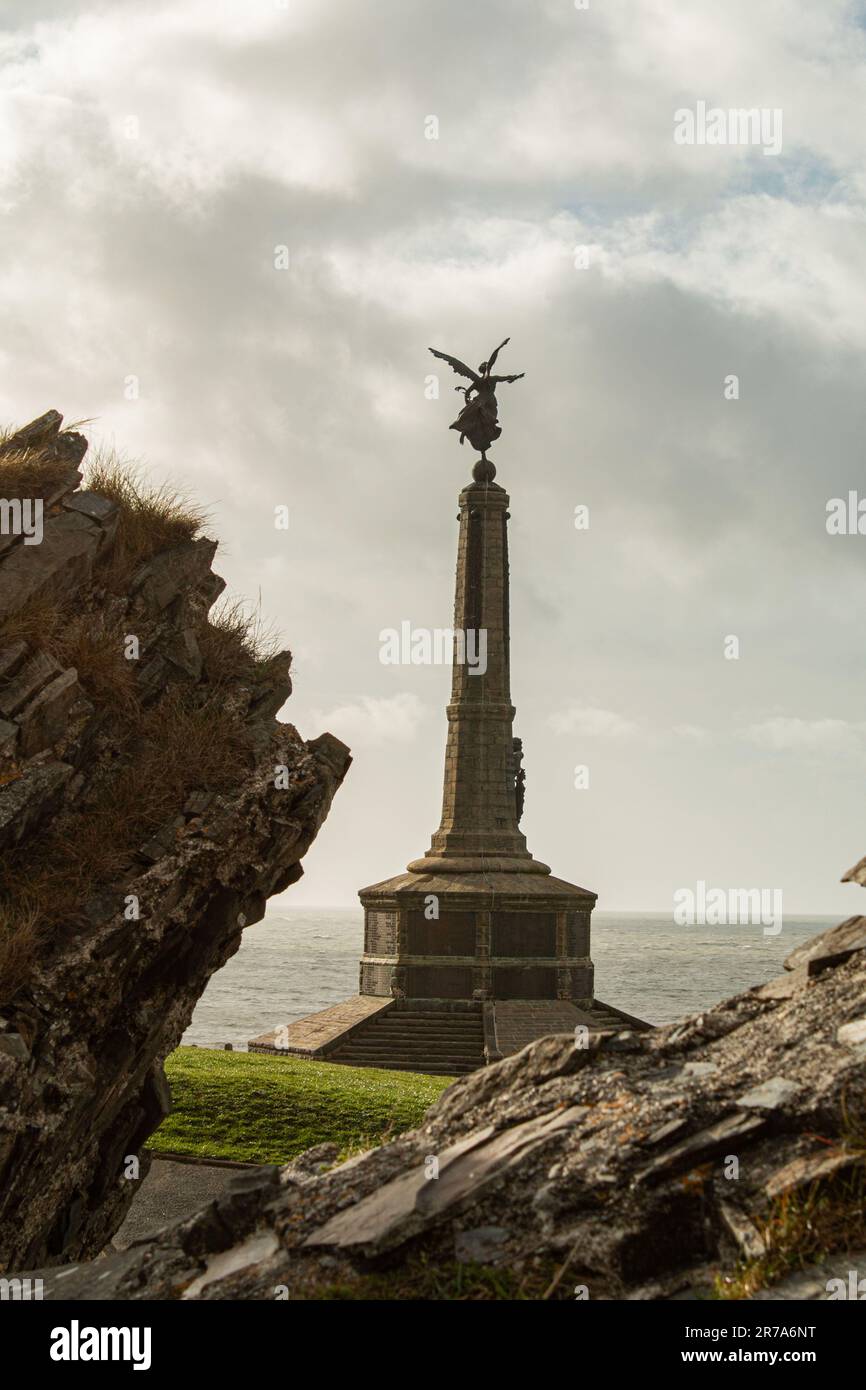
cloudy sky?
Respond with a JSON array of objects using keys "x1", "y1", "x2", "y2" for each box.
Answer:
[{"x1": 2, "y1": 0, "x2": 866, "y2": 915}]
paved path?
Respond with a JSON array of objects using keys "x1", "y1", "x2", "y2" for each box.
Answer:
[{"x1": 111, "y1": 1157, "x2": 243, "y2": 1250}]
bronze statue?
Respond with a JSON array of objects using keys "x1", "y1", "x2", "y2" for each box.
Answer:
[
  {"x1": 512, "y1": 737, "x2": 525, "y2": 824},
  {"x1": 429, "y1": 338, "x2": 524, "y2": 479}
]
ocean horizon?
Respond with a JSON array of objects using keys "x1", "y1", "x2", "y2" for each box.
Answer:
[{"x1": 182, "y1": 906, "x2": 838, "y2": 1051}]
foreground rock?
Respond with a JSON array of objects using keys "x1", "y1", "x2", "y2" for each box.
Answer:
[
  {"x1": 0, "y1": 412, "x2": 351, "y2": 1270},
  {"x1": 22, "y1": 915, "x2": 866, "y2": 1299}
]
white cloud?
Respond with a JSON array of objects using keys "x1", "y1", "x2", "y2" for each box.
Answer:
[
  {"x1": 548, "y1": 706, "x2": 640, "y2": 739},
  {"x1": 744, "y1": 717, "x2": 866, "y2": 755},
  {"x1": 310, "y1": 693, "x2": 428, "y2": 746},
  {"x1": 672, "y1": 724, "x2": 709, "y2": 743},
  {"x1": 600, "y1": 199, "x2": 866, "y2": 350}
]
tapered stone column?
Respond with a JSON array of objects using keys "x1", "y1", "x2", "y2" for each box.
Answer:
[{"x1": 409, "y1": 476, "x2": 545, "y2": 873}]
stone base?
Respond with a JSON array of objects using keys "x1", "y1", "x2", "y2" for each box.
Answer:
[
  {"x1": 249, "y1": 861, "x2": 651, "y2": 1074},
  {"x1": 249, "y1": 994, "x2": 652, "y2": 1075},
  {"x1": 358, "y1": 865, "x2": 597, "y2": 1003},
  {"x1": 248, "y1": 995, "x2": 390, "y2": 1058},
  {"x1": 489, "y1": 998, "x2": 652, "y2": 1060}
]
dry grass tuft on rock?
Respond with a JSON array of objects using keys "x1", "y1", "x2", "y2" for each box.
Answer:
[
  {"x1": 85, "y1": 449, "x2": 208, "y2": 590},
  {"x1": 0, "y1": 414, "x2": 89, "y2": 499},
  {"x1": 198, "y1": 596, "x2": 282, "y2": 686},
  {"x1": 716, "y1": 1160, "x2": 866, "y2": 1299},
  {"x1": 49, "y1": 611, "x2": 139, "y2": 718},
  {"x1": 0, "y1": 593, "x2": 61, "y2": 650}
]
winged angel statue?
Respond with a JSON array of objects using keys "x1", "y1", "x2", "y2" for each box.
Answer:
[{"x1": 428, "y1": 338, "x2": 524, "y2": 470}]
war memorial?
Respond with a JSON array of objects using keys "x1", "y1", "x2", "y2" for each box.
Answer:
[{"x1": 251, "y1": 342, "x2": 647, "y2": 1071}]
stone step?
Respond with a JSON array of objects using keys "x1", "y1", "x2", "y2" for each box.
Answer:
[
  {"x1": 348, "y1": 1031, "x2": 482, "y2": 1044},
  {"x1": 379, "y1": 1012, "x2": 482, "y2": 1020},
  {"x1": 337, "y1": 1045, "x2": 480, "y2": 1050},
  {"x1": 368, "y1": 1028, "x2": 482, "y2": 1041},
  {"x1": 366, "y1": 1045, "x2": 480, "y2": 1053},
  {"x1": 338, "y1": 1053, "x2": 481, "y2": 1066},
  {"x1": 338, "y1": 1043, "x2": 482, "y2": 1057},
  {"x1": 385, "y1": 1016, "x2": 481, "y2": 1025},
  {"x1": 374, "y1": 1016, "x2": 482, "y2": 1027},
  {"x1": 330, "y1": 1058, "x2": 472, "y2": 1075},
  {"x1": 342, "y1": 1035, "x2": 480, "y2": 1045},
  {"x1": 337, "y1": 1045, "x2": 480, "y2": 1056},
  {"x1": 370, "y1": 1042, "x2": 482, "y2": 1051},
  {"x1": 378, "y1": 1019, "x2": 482, "y2": 1030},
  {"x1": 374, "y1": 1019, "x2": 482, "y2": 1027}
]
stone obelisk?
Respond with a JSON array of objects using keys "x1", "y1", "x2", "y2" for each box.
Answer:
[{"x1": 408, "y1": 470, "x2": 541, "y2": 873}]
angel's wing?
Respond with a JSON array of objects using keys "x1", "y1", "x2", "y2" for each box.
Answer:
[
  {"x1": 428, "y1": 348, "x2": 479, "y2": 383},
  {"x1": 486, "y1": 337, "x2": 510, "y2": 372}
]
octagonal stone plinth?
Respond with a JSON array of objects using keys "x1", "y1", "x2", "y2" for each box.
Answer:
[{"x1": 359, "y1": 866, "x2": 595, "y2": 1006}]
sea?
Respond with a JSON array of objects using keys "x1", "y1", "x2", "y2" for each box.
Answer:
[{"x1": 182, "y1": 907, "x2": 837, "y2": 1050}]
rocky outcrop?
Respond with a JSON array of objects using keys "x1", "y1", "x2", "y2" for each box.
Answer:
[
  {"x1": 0, "y1": 412, "x2": 351, "y2": 1271},
  {"x1": 19, "y1": 912, "x2": 866, "y2": 1299}
]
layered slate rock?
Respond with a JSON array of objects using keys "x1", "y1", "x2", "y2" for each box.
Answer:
[
  {"x1": 0, "y1": 412, "x2": 351, "y2": 1271},
  {"x1": 20, "y1": 911, "x2": 866, "y2": 1300}
]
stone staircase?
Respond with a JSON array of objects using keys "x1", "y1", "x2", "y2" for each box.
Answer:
[
  {"x1": 588, "y1": 1004, "x2": 630, "y2": 1029},
  {"x1": 327, "y1": 1002, "x2": 484, "y2": 1077},
  {"x1": 486, "y1": 999, "x2": 653, "y2": 1061}
]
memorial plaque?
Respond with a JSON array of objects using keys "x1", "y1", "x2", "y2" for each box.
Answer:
[
  {"x1": 565, "y1": 911, "x2": 590, "y2": 957},
  {"x1": 365, "y1": 909, "x2": 397, "y2": 956},
  {"x1": 493, "y1": 964, "x2": 557, "y2": 999},
  {"x1": 407, "y1": 909, "x2": 476, "y2": 956},
  {"x1": 407, "y1": 965, "x2": 473, "y2": 998},
  {"x1": 491, "y1": 911, "x2": 556, "y2": 958},
  {"x1": 359, "y1": 961, "x2": 393, "y2": 996},
  {"x1": 568, "y1": 966, "x2": 594, "y2": 998}
]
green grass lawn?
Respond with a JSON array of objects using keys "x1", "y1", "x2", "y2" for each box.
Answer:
[{"x1": 149, "y1": 1047, "x2": 453, "y2": 1164}]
